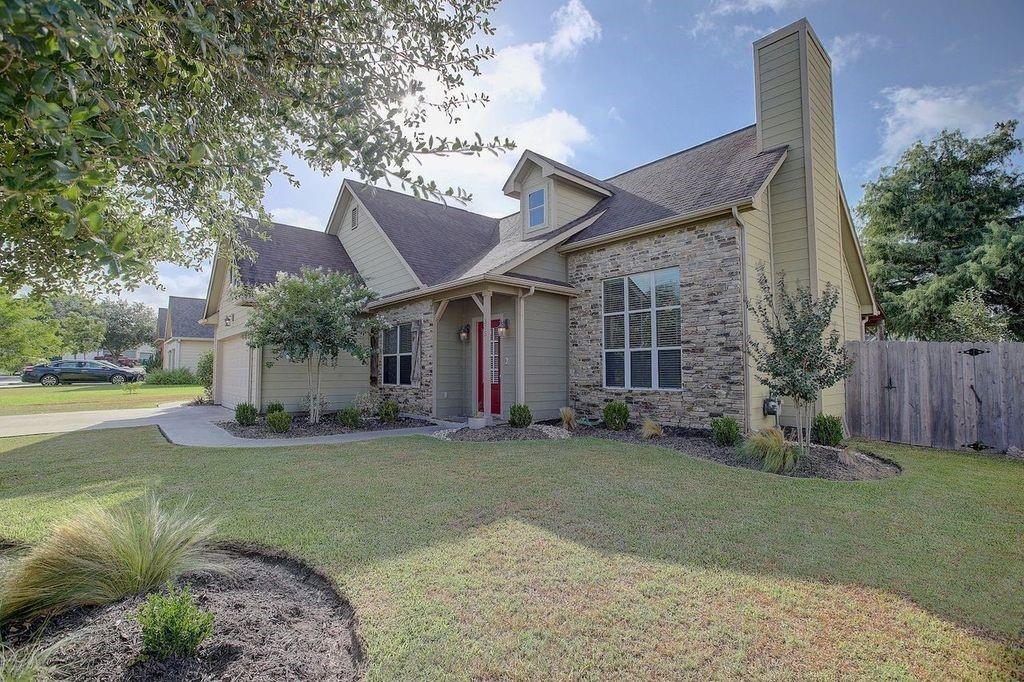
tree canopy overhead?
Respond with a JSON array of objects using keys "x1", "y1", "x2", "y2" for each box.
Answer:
[
  {"x1": 858, "y1": 121, "x2": 1024, "y2": 339},
  {"x1": 1, "y1": 0, "x2": 512, "y2": 294}
]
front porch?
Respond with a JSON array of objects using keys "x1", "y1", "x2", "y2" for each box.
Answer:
[{"x1": 370, "y1": 277, "x2": 575, "y2": 425}]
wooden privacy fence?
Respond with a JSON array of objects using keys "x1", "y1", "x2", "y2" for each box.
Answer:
[{"x1": 845, "y1": 341, "x2": 1024, "y2": 451}]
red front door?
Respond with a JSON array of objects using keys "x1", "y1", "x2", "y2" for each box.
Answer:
[{"x1": 477, "y1": 319, "x2": 501, "y2": 414}]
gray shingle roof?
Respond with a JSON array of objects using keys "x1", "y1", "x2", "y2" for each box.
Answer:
[
  {"x1": 167, "y1": 297, "x2": 213, "y2": 339},
  {"x1": 565, "y1": 125, "x2": 786, "y2": 244},
  {"x1": 238, "y1": 218, "x2": 359, "y2": 286},
  {"x1": 347, "y1": 182, "x2": 500, "y2": 286},
  {"x1": 156, "y1": 307, "x2": 167, "y2": 339}
]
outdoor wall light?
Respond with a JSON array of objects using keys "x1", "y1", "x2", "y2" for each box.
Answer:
[
  {"x1": 457, "y1": 324, "x2": 471, "y2": 342},
  {"x1": 496, "y1": 319, "x2": 511, "y2": 337},
  {"x1": 224, "y1": 314, "x2": 234, "y2": 327}
]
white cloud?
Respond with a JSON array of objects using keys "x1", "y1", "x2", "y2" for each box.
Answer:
[
  {"x1": 269, "y1": 207, "x2": 323, "y2": 230},
  {"x1": 690, "y1": 0, "x2": 811, "y2": 37},
  {"x1": 480, "y1": 42, "x2": 547, "y2": 102},
  {"x1": 871, "y1": 83, "x2": 1023, "y2": 169},
  {"x1": 116, "y1": 262, "x2": 211, "y2": 312},
  {"x1": 828, "y1": 33, "x2": 886, "y2": 71},
  {"x1": 607, "y1": 106, "x2": 624, "y2": 124},
  {"x1": 548, "y1": 0, "x2": 602, "y2": 58}
]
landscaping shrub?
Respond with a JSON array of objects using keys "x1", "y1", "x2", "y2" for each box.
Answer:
[
  {"x1": 353, "y1": 389, "x2": 381, "y2": 417},
  {"x1": 234, "y1": 402, "x2": 258, "y2": 426},
  {"x1": 508, "y1": 403, "x2": 532, "y2": 428},
  {"x1": 144, "y1": 368, "x2": 196, "y2": 385},
  {"x1": 137, "y1": 584, "x2": 214, "y2": 661},
  {"x1": 266, "y1": 410, "x2": 291, "y2": 433},
  {"x1": 559, "y1": 406, "x2": 577, "y2": 431},
  {"x1": 640, "y1": 418, "x2": 663, "y2": 439},
  {"x1": 142, "y1": 355, "x2": 162, "y2": 371},
  {"x1": 603, "y1": 402, "x2": 629, "y2": 431},
  {"x1": 812, "y1": 413, "x2": 844, "y2": 447},
  {"x1": 195, "y1": 351, "x2": 214, "y2": 398},
  {"x1": 710, "y1": 416, "x2": 741, "y2": 446},
  {"x1": 742, "y1": 427, "x2": 797, "y2": 474},
  {"x1": 337, "y1": 406, "x2": 361, "y2": 428},
  {"x1": 378, "y1": 399, "x2": 399, "y2": 423},
  {"x1": 0, "y1": 637, "x2": 67, "y2": 681},
  {"x1": 0, "y1": 495, "x2": 219, "y2": 623},
  {"x1": 265, "y1": 401, "x2": 285, "y2": 415}
]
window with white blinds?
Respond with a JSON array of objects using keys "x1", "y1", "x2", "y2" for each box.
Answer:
[{"x1": 602, "y1": 268, "x2": 682, "y2": 390}]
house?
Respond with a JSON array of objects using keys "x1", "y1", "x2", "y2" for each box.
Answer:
[
  {"x1": 202, "y1": 19, "x2": 878, "y2": 430},
  {"x1": 162, "y1": 296, "x2": 214, "y2": 372}
]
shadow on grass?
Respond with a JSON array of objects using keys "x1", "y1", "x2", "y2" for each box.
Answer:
[{"x1": 0, "y1": 426, "x2": 1021, "y2": 651}]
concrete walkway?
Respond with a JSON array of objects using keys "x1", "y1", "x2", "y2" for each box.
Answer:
[{"x1": 0, "y1": 404, "x2": 452, "y2": 447}]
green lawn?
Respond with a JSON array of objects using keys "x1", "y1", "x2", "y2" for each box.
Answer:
[
  {"x1": 0, "y1": 429, "x2": 1020, "y2": 679},
  {"x1": 0, "y1": 383, "x2": 203, "y2": 416}
]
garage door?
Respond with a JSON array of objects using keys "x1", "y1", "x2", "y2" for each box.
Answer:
[{"x1": 217, "y1": 336, "x2": 251, "y2": 409}]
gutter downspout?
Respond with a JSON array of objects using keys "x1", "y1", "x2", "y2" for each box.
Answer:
[
  {"x1": 732, "y1": 206, "x2": 751, "y2": 434},
  {"x1": 516, "y1": 286, "x2": 536, "y2": 405}
]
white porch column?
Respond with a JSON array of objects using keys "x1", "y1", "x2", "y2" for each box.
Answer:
[
  {"x1": 516, "y1": 294, "x2": 526, "y2": 405},
  {"x1": 482, "y1": 290, "x2": 492, "y2": 422}
]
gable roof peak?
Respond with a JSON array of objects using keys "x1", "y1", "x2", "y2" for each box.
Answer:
[{"x1": 501, "y1": 149, "x2": 614, "y2": 199}]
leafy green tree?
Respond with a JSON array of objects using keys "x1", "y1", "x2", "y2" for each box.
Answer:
[
  {"x1": 244, "y1": 268, "x2": 377, "y2": 424},
  {"x1": 936, "y1": 289, "x2": 1017, "y2": 342},
  {"x1": 0, "y1": 291, "x2": 61, "y2": 372},
  {"x1": 59, "y1": 312, "x2": 108, "y2": 359},
  {"x1": 98, "y1": 300, "x2": 155, "y2": 358},
  {"x1": 858, "y1": 121, "x2": 1024, "y2": 339},
  {"x1": 1, "y1": 0, "x2": 512, "y2": 294},
  {"x1": 747, "y1": 264, "x2": 853, "y2": 456},
  {"x1": 195, "y1": 350, "x2": 214, "y2": 401}
]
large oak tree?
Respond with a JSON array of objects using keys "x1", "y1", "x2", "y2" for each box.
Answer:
[{"x1": 1, "y1": 0, "x2": 511, "y2": 294}]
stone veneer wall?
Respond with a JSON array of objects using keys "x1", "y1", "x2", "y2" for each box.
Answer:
[
  {"x1": 566, "y1": 216, "x2": 746, "y2": 428},
  {"x1": 374, "y1": 299, "x2": 434, "y2": 416}
]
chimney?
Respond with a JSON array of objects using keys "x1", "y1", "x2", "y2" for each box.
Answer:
[{"x1": 753, "y1": 18, "x2": 840, "y2": 296}]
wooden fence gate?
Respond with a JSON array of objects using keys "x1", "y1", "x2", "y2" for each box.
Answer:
[{"x1": 845, "y1": 341, "x2": 1024, "y2": 451}]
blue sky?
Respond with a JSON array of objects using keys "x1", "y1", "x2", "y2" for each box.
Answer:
[{"x1": 129, "y1": 0, "x2": 1024, "y2": 309}]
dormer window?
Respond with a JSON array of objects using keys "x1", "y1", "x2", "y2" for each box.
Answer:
[
  {"x1": 528, "y1": 188, "x2": 546, "y2": 228},
  {"x1": 351, "y1": 206, "x2": 359, "y2": 230}
]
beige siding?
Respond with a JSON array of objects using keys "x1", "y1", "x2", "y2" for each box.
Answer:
[
  {"x1": 436, "y1": 299, "x2": 473, "y2": 418},
  {"x1": 259, "y1": 346, "x2": 369, "y2": 413},
  {"x1": 166, "y1": 339, "x2": 212, "y2": 372},
  {"x1": 523, "y1": 292, "x2": 568, "y2": 420},
  {"x1": 553, "y1": 178, "x2": 600, "y2": 229},
  {"x1": 335, "y1": 192, "x2": 419, "y2": 296},
  {"x1": 216, "y1": 335, "x2": 253, "y2": 409},
  {"x1": 757, "y1": 30, "x2": 811, "y2": 288},
  {"x1": 741, "y1": 198, "x2": 775, "y2": 431},
  {"x1": 214, "y1": 277, "x2": 250, "y2": 341},
  {"x1": 509, "y1": 247, "x2": 568, "y2": 282}
]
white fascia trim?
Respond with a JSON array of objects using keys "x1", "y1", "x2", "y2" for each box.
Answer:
[
  {"x1": 166, "y1": 336, "x2": 215, "y2": 343},
  {"x1": 557, "y1": 199, "x2": 753, "y2": 254},
  {"x1": 751, "y1": 149, "x2": 789, "y2": 205},
  {"x1": 502, "y1": 151, "x2": 612, "y2": 198},
  {"x1": 547, "y1": 168, "x2": 613, "y2": 197},
  {"x1": 201, "y1": 246, "x2": 225, "y2": 320},
  {"x1": 493, "y1": 210, "x2": 606, "y2": 276},
  {"x1": 366, "y1": 274, "x2": 579, "y2": 311},
  {"x1": 837, "y1": 174, "x2": 879, "y2": 315}
]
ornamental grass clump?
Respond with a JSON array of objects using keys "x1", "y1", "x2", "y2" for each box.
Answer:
[
  {"x1": 0, "y1": 637, "x2": 68, "y2": 681},
  {"x1": 136, "y1": 585, "x2": 214, "y2": 661},
  {"x1": 0, "y1": 495, "x2": 220, "y2": 624},
  {"x1": 742, "y1": 427, "x2": 798, "y2": 474},
  {"x1": 603, "y1": 402, "x2": 629, "y2": 431},
  {"x1": 559, "y1": 406, "x2": 577, "y2": 431},
  {"x1": 640, "y1": 418, "x2": 664, "y2": 439}
]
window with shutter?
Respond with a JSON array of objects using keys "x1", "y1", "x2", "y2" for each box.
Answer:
[{"x1": 602, "y1": 267, "x2": 681, "y2": 389}]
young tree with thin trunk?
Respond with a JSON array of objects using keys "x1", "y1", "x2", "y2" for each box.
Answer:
[
  {"x1": 746, "y1": 264, "x2": 853, "y2": 456},
  {"x1": 244, "y1": 268, "x2": 377, "y2": 425}
]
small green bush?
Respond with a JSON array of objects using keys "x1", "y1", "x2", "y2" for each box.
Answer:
[
  {"x1": 603, "y1": 402, "x2": 629, "y2": 431},
  {"x1": 508, "y1": 403, "x2": 533, "y2": 428},
  {"x1": 710, "y1": 416, "x2": 741, "y2": 446},
  {"x1": 195, "y1": 351, "x2": 214, "y2": 396},
  {"x1": 265, "y1": 410, "x2": 291, "y2": 433},
  {"x1": 234, "y1": 403, "x2": 258, "y2": 426},
  {"x1": 265, "y1": 401, "x2": 285, "y2": 415},
  {"x1": 742, "y1": 427, "x2": 798, "y2": 474},
  {"x1": 0, "y1": 495, "x2": 219, "y2": 623},
  {"x1": 812, "y1": 413, "x2": 844, "y2": 447},
  {"x1": 136, "y1": 584, "x2": 214, "y2": 661},
  {"x1": 337, "y1": 406, "x2": 361, "y2": 428},
  {"x1": 378, "y1": 399, "x2": 399, "y2": 423},
  {"x1": 144, "y1": 368, "x2": 196, "y2": 385}
]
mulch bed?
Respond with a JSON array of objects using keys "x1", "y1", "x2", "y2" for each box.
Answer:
[
  {"x1": 217, "y1": 414, "x2": 432, "y2": 439},
  {"x1": 1, "y1": 543, "x2": 362, "y2": 681},
  {"x1": 570, "y1": 424, "x2": 901, "y2": 481}
]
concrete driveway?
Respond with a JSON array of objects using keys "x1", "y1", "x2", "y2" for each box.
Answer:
[{"x1": 0, "y1": 404, "x2": 449, "y2": 447}]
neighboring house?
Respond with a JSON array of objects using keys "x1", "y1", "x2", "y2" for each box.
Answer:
[
  {"x1": 162, "y1": 296, "x2": 214, "y2": 372},
  {"x1": 60, "y1": 343, "x2": 156, "y2": 363},
  {"x1": 154, "y1": 306, "x2": 167, "y2": 361},
  {"x1": 203, "y1": 19, "x2": 878, "y2": 430}
]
